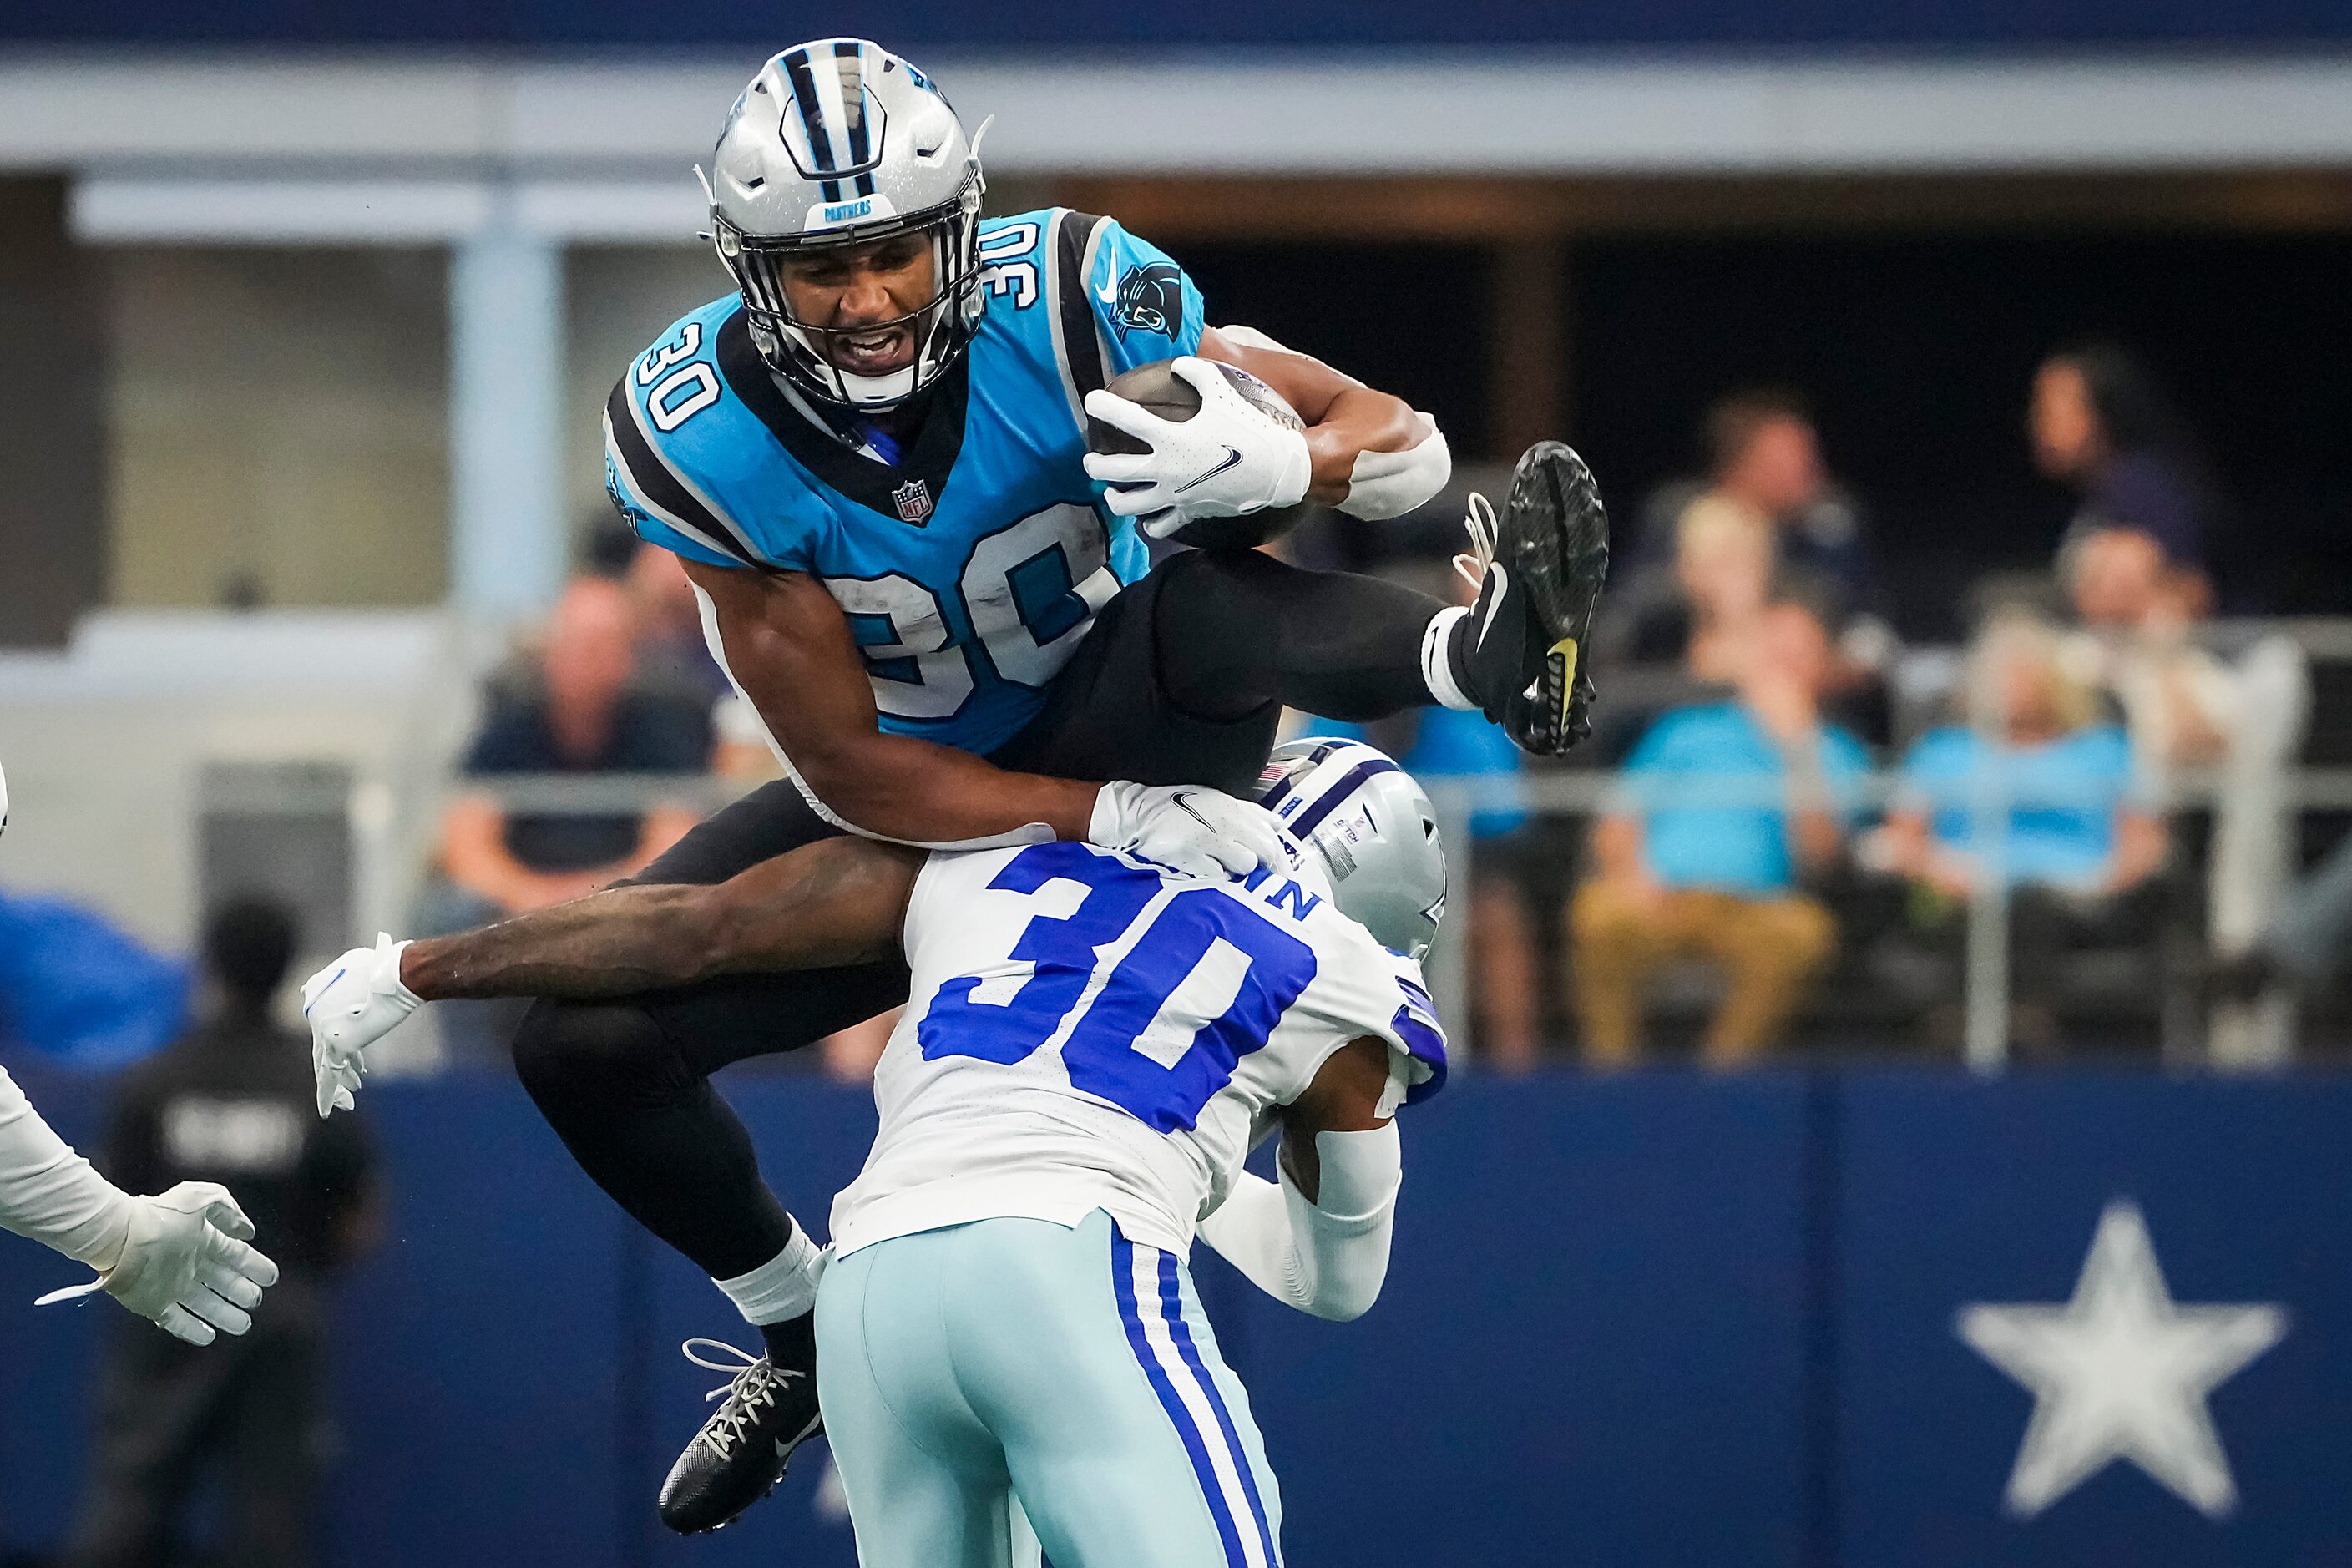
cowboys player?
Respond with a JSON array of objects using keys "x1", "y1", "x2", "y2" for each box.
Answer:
[
  {"x1": 0, "y1": 760, "x2": 281, "y2": 1347},
  {"x1": 435, "y1": 37, "x2": 1600, "y2": 1531},
  {"x1": 309, "y1": 740, "x2": 1447, "y2": 1567}
]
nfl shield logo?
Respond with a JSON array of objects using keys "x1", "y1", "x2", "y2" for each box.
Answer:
[{"x1": 891, "y1": 479, "x2": 933, "y2": 524}]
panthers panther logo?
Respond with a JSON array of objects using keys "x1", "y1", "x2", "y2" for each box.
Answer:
[{"x1": 1110, "y1": 262, "x2": 1186, "y2": 342}]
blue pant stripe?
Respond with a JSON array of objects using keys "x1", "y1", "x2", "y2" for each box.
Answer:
[
  {"x1": 1156, "y1": 1250, "x2": 1282, "y2": 1567},
  {"x1": 1111, "y1": 1232, "x2": 1249, "y2": 1568}
]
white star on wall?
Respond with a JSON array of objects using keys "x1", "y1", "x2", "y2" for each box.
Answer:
[{"x1": 1956, "y1": 1201, "x2": 2288, "y2": 1520}]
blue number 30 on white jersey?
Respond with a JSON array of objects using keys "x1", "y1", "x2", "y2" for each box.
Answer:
[
  {"x1": 828, "y1": 842, "x2": 1446, "y2": 1262},
  {"x1": 604, "y1": 208, "x2": 1206, "y2": 758}
]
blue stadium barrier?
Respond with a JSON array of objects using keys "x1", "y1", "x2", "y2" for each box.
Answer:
[
  {"x1": 1834, "y1": 1072, "x2": 2352, "y2": 1567},
  {"x1": 3, "y1": 1065, "x2": 2346, "y2": 1565}
]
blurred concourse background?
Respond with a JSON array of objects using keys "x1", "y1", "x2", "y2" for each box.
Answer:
[{"x1": 5, "y1": 5, "x2": 2352, "y2": 1567}]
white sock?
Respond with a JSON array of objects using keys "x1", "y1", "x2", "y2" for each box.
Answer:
[
  {"x1": 1421, "y1": 604, "x2": 1476, "y2": 711},
  {"x1": 714, "y1": 1222, "x2": 821, "y2": 1326}
]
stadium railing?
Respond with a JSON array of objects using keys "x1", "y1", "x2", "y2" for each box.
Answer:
[{"x1": 351, "y1": 759, "x2": 2352, "y2": 1075}]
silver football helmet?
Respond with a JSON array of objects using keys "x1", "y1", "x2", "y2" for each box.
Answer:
[
  {"x1": 706, "y1": 38, "x2": 986, "y2": 410},
  {"x1": 1255, "y1": 738, "x2": 1449, "y2": 962}
]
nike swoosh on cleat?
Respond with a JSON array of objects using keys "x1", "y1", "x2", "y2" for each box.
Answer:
[
  {"x1": 773, "y1": 1414, "x2": 822, "y2": 1460},
  {"x1": 1475, "y1": 564, "x2": 1511, "y2": 647},
  {"x1": 1174, "y1": 447, "x2": 1244, "y2": 493},
  {"x1": 1550, "y1": 635, "x2": 1582, "y2": 731}
]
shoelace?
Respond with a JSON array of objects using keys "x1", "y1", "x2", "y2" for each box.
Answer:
[
  {"x1": 681, "y1": 1338, "x2": 805, "y2": 1459},
  {"x1": 1454, "y1": 492, "x2": 1499, "y2": 594}
]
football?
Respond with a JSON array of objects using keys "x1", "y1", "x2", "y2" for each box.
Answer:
[{"x1": 1086, "y1": 359, "x2": 1312, "y2": 551}]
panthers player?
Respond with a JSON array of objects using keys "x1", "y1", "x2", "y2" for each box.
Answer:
[
  {"x1": 308, "y1": 739, "x2": 1445, "y2": 1567},
  {"x1": 493, "y1": 37, "x2": 1600, "y2": 1531}
]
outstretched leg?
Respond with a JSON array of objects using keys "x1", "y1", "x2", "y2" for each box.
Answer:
[
  {"x1": 502, "y1": 778, "x2": 900, "y2": 1533},
  {"x1": 1009, "y1": 443, "x2": 1611, "y2": 792}
]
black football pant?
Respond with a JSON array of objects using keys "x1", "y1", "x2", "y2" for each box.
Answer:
[{"x1": 509, "y1": 549, "x2": 1443, "y2": 1278}]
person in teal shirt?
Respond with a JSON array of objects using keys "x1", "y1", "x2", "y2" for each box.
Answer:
[
  {"x1": 1574, "y1": 589, "x2": 1873, "y2": 1065},
  {"x1": 1882, "y1": 613, "x2": 2170, "y2": 1045}
]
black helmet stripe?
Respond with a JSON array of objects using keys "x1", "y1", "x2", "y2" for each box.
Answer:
[{"x1": 781, "y1": 47, "x2": 837, "y2": 173}]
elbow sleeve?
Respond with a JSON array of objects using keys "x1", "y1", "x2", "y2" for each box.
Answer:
[
  {"x1": 1338, "y1": 417, "x2": 1450, "y2": 522},
  {"x1": 1198, "y1": 1123, "x2": 1401, "y2": 1322}
]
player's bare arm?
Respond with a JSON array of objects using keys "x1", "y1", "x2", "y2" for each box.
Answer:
[
  {"x1": 306, "y1": 836, "x2": 921, "y2": 1114},
  {"x1": 683, "y1": 559, "x2": 1288, "y2": 876},
  {"x1": 401, "y1": 837, "x2": 923, "y2": 1002},
  {"x1": 686, "y1": 559, "x2": 1098, "y2": 844},
  {"x1": 1195, "y1": 326, "x2": 1429, "y2": 507}
]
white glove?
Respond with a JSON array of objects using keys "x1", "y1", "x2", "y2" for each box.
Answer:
[
  {"x1": 1082, "y1": 357, "x2": 1313, "y2": 538},
  {"x1": 1089, "y1": 782, "x2": 1292, "y2": 883},
  {"x1": 36, "y1": 1182, "x2": 280, "y2": 1345},
  {"x1": 303, "y1": 933, "x2": 420, "y2": 1118}
]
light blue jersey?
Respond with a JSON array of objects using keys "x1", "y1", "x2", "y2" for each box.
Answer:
[{"x1": 604, "y1": 208, "x2": 1205, "y2": 757}]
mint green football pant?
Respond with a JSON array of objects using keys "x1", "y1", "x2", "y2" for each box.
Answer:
[{"x1": 815, "y1": 1210, "x2": 1286, "y2": 1568}]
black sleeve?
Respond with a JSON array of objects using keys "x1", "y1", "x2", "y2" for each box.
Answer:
[
  {"x1": 462, "y1": 700, "x2": 543, "y2": 777},
  {"x1": 620, "y1": 692, "x2": 716, "y2": 774}
]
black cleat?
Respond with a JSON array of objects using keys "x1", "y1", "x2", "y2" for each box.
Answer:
[
  {"x1": 1450, "y1": 441, "x2": 1611, "y2": 756},
  {"x1": 658, "y1": 1338, "x2": 824, "y2": 1535}
]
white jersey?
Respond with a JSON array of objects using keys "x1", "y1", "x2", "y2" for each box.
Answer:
[{"x1": 829, "y1": 841, "x2": 1446, "y2": 1257}]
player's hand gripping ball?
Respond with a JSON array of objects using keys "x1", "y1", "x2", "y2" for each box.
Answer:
[{"x1": 1084, "y1": 357, "x2": 1313, "y2": 551}]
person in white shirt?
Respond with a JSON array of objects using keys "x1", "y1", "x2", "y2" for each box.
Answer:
[{"x1": 306, "y1": 739, "x2": 1449, "y2": 1568}]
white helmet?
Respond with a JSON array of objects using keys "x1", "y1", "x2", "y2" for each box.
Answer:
[
  {"x1": 1256, "y1": 738, "x2": 1449, "y2": 962},
  {"x1": 706, "y1": 39, "x2": 986, "y2": 410}
]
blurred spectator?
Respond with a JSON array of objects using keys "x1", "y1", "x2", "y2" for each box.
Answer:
[
  {"x1": 2060, "y1": 525, "x2": 2232, "y2": 773},
  {"x1": 1571, "y1": 590, "x2": 1869, "y2": 1065},
  {"x1": 2057, "y1": 525, "x2": 2309, "y2": 1024},
  {"x1": 67, "y1": 898, "x2": 376, "y2": 1568},
  {"x1": 1694, "y1": 388, "x2": 1881, "y2": 613},
  {"x1": 432, "y1": 576, "x2": 712, "y2": 928},
  {"x1": 1878, "y1": 614, "x2": 2168, "y2": 1045},
  {"x1": 1608, "y1": 388, "x2": 1887, "y2": 669},
  {"x1": 605, "y1": 533, "x2": 775, "y2": 781},
  {"x1": 2030, "y1": 343, "x2": 2220, "y2": 585},
  {"x1": 1674, "y1": 496, "x2": 1775, "y2": 685},
  {"x1": 621, "y1": 538, "x2": 733, "y2": 707}
]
